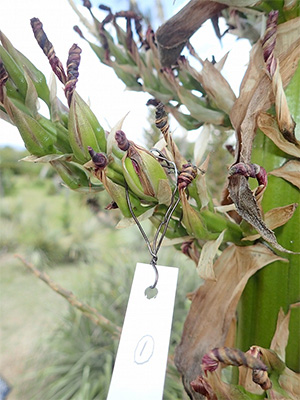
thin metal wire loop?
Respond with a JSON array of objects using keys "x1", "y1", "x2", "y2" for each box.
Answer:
[
  {"x1": 150, "y1": 258, "x2": 159, "y2": 289},
  {"x1": 125, "y1": 151, "x2": 179, "y2": 289}
]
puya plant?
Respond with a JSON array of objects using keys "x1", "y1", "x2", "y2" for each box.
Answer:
[{"x1": 0, "y1": 0, "x2": 299, "y2": 398}]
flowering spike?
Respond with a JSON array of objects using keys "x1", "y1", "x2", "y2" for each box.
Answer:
[
  {"x1": 65, "y1": 44, "x2": 82, "y2": 106},
  {"x1": 30, "y1": 18, "x2": 67, "y2": 84}
]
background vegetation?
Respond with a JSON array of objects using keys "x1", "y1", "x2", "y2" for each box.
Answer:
[{"x1": 0, "y1": 146, "x2": 196, "y2": 399}]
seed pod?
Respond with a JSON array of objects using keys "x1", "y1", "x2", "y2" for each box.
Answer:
[
  {"x1": 116, "y1": 130, "x2": 172, "y2": 204},
  {"x1": 68, "y1": 91, "x2": 106, "y2": 163}
]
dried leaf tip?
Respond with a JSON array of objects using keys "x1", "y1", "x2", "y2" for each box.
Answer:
[
  {"x1": 65, "y1": 44, "x2": 82, "y2": 106},
  {"x1": 262, "y1": 10, "x2": 279, "y2": 77},
  {"x1": 30, "y1": 17, "x2": 67, "y2": 84}
]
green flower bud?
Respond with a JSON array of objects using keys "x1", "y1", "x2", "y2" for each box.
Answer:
[
  {"x1": 87, "y1": 147, "x2": 151, "y2": 218},
  {"x1": 68, "y1": 91, "x2": 106, "y2": 163},
  {"x1": 4, "y1": 96, "x2": 56, "y2": 156},
  {"x1": 0, "y1": 44, "x2": 27, "y2": 98},
  {"x1": 0, "y1": 31, "x2": 50, "y2": 106},
  {"x1": 115, "y1": 130, "x2": 172, "y2": 204}
]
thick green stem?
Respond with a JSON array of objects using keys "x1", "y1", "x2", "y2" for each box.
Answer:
[{"x1": 236, "y1": 129, "x2": 300, "y2": 372}]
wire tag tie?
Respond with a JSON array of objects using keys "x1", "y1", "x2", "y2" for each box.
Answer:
[{"x1": 125, "y1": 149, "x2": 180, "y2": 289}]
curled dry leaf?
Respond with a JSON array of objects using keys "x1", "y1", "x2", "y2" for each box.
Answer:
[
  {"x1": 174, "y1": 243, "x2": 287, "y2": 396},
  {"x1": 229, "y1": 17, "x2": 300, "y2": 164},
  {"x1": 242, "y1": 203, "x2": 298, "y2": 242},
  {"x1": 257, "y1": 112, "x2": 300, "y2": 158},
  {"x1": 196, "y1": 230, "x2": 225, "y2": 281},
  {"x1": 270, "y1": 308, "x2": 291, "y2": 362},
  {"x1": 278, "y1": 363, "x2": 300, "y2": 400},
  {"x1": 270, "y1": 303, "x2": 300, "y2": 364},
  {"x1": 269, "y1": 160, "x2": 300, "y2": 189},
  {"x1": 228, "y1": 174, "x2": 295, "y2": 253},
  {"x1": 254, "y1": 346, "x2": 300, "y2": 400}
]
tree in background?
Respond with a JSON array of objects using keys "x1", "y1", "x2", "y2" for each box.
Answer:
[{"x1": 0, "y1": 0, "x2": 299, "y2": 398}]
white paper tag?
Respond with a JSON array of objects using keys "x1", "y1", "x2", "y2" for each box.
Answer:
[{"x1": 107, "y1": 263, "x2": 178, "y2": 400}]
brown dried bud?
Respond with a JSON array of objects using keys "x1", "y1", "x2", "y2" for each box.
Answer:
[
  {"x1": 202, "y1": 347, "x2": 267, "y2": 373},
  {"x1": 155, "y1": 101, "x2": 169, "y2": 136},
  {"x1": 88, "y1": 146, "x2": 108, "y2": 169},
  {"x1": 82, "y1": 0, "x2": 92, "y2": 9},
  {"x1": 262, "y1": 10, "x2": 279, "y2": 77},
  {"x1": 99, "y1": 4, "x2": 111, "y2": 12},
  {"x1": 115, "y1": 130, "x2": 130, "y2": 151},
  {"x1": 181, "y1": 240, "x2": 200, "y2": 264},
  {"x1": 30, "y1": 18, "x2": 67, "y2": 84},
  {"x1": 105, "y1": 201, "x2": 119, "y2": 210},
  {"x1": 252, "y1": 369, "x2": 272, "y2": 390},
  {"x1": 178, "y1": 163, "x2": 198, "y2": 191},
  {"x1": 65, "y1": 44, "x2": 82, "y2": 106},
  {"x1": 73, "y1": 26, "x2": 84, "y2": 39}
]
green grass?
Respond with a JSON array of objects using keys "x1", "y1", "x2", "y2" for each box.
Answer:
[{"x1": 0, "y1": 152, "x2": 197, "y2": 399}]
